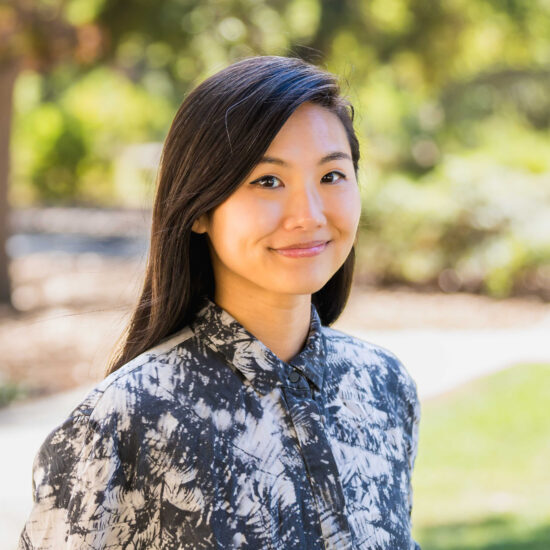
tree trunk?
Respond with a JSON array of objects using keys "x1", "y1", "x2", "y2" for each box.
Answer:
[
  {"x1": 289, "y1": 0, "x2": 361, "y2": 63},
  {"x1": 0, "y1": 61, "x2": 19, "y2": 307}
]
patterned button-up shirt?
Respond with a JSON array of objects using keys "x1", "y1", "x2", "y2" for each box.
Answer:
[{"x1": 18, "y1": 297, "x2": 421, "y2": 549}]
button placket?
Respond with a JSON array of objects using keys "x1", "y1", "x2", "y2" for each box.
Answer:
[
  {"x1": 289, "y1": 370, "x2": 301, "y2": 383},
  {"x1": 282, "y1": 387, "x2": 354, "y2": 550},
  {"x1": 285, "y1": 369, "x2": 311, "y2": 395}
]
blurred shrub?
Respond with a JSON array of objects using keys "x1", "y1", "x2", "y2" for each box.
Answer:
[
  {"x1": 8, "y1": 0, "x2": 550, "y2": 299},
  {"x1": 12, "y1": 67, "x2": 173, "y2": 205},
  {"x1": 15, "y1": 104, "x2": 87, "y2": 202},
  {"x1": 357, "y1": 153, "x2": 550, "y2": 298},
  {"x1": 0, "y1": 379, "x2": 25, "y2": 408}
]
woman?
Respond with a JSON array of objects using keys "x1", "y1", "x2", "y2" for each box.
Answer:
[{"x1": 18, "y1": 56, "x2": 421, "y2": 549}]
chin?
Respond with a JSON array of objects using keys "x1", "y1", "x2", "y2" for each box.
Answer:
[{"x1": 270, "y1": 276, "x2": 332, "y2": 296}]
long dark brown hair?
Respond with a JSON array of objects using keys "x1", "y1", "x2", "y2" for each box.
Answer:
[{"x1": 106, "y1": 56, "x2": 360, "y2": 376}]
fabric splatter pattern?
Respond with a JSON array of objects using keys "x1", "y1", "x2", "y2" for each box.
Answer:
[{"x1": 18, "y1": 297, "x2": 421, "y2": 549}]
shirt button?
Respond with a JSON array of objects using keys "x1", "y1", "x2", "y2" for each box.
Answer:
[{"x1": 289, "y1": 370, "x2": 301, "y2": 383}]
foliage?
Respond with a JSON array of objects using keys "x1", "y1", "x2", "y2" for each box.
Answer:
[
  {"x1": 0, "y1": 378, "x2": 25, "y2": 408},
  {"x1": 357, "y1": 152, "x2": 550, "y2": 297},
  {"x1": 7, "y1": 0, "x2": 550, "y2": 297},
  {"x1": 12, "y1": 67, "x2": 173, "y2": 204},
  {"x1": 411, "y1": 363, "x2": 550, "y2": 548}
]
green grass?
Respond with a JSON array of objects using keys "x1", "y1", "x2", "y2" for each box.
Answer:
[{"x1": 411, "y1": 363, "x2": 550, "y2": 549}]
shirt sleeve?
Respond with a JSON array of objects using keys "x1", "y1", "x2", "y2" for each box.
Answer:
[
  {"x1": 402, "y1": 375, "x2": 421, "y2": 550},
  {"x1": 390, "y1": 356, "x2": 421, "y2": 521},
  {"x1": 17, "y1": 409, "x2": 153, "y2": 549},
  {"x1": 406, "y1": 385, "x2": 421, "y2": 518}
]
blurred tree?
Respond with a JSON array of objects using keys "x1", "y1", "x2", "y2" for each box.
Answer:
[
  {"x1": 0, "y1": 56, "x2": 16, "y2": 306},
  {"x1": 3, "y1": 0, "x2": 550, "y2": 301},
  {"x1": 2, "y1": 0, "x2": 303, "y2": 305},
  {"x1": 0, "y1": 0, "x2": 88, "y2": 305}
]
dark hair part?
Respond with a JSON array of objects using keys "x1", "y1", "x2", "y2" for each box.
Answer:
[{"x1": 106, "y1": 55, "x2": 360, "y2": 376}]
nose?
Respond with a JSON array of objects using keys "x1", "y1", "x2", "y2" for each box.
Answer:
[{"x1": 282, "y1": 183, "x2": 327, "y2": 231}]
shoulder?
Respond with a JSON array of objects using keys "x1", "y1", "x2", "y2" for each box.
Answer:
[
  {"x1": 33, "y1": 325, "x2": 200, "y2": 491},
  {"x1": 64, "y1": 325, "x2": 197, "y2": 430},
  {"x1": 32, "y1": 326, "x2": 201, "y2": 483},
  {"x1": 321, "y1": 325, "x2": 419, "y2": 409}
]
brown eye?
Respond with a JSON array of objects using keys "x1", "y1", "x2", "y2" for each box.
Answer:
[
  {"x1": 251, "y1": 175, "x2": 283, "y2": 188},
  {"x1": 321, "y1": 171, "x2": 346, "y2": 184}
]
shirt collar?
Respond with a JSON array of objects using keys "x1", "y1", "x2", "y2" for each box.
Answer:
[{"x1": 190, "y1": 297, "x2": 327, "y2": 396}]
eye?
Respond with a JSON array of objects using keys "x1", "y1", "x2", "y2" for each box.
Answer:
[
  {"x1": 321, "y1": 171, "x2": 346, "y2": 184},
  {"x1": 250, "y1": 175, "x2": 283, "y2": 189}
]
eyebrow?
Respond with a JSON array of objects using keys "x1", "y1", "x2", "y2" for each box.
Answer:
[{"x1": 258, "y1": 151, "x2": 352, "y2": 166}]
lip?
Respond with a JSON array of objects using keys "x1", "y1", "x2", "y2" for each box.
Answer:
[
  {"x1": 271, "y1": 240, "x2": 330, "y2": 258},
  {"x1": 276, "y1": 240, "x2": 329, "y2": 250}
]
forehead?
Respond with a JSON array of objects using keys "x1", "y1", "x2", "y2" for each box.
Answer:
[{"x1": 265, "y1": 103, "x2": 350, "y2": 157}]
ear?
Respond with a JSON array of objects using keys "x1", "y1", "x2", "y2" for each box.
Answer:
[{"x1": 191, "y1": 214, "x2": 209, "y2": 234}]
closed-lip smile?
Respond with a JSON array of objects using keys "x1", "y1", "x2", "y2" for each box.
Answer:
[
  {"x1": 275, "y1": 240, "x2": 329, "y2": 250},
  {"x1": 270, "y1": 240, "x2": 330, "y2": 258}
]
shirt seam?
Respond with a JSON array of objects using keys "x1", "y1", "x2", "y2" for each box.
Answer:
[{"x1": 77, "y1": 329, "x2": 196, "y2": 419}]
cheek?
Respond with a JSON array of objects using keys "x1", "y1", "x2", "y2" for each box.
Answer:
[
  {"x1": 328, "y1": 187, "x2": 362, "y2": 235},
  {"x1": 209, "y1": 197, "x2": 281, "y2": 255}
]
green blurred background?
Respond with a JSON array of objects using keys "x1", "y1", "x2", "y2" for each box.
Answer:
[
  {"x1": 3, "y1": 0, "x2": 550, "y2": 300},
  {"x1": 1, "y1": 1, "x2": 549, "y2": 548}
]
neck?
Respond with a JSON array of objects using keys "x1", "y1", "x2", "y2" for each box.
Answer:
[{"x1": 213, "y1": 285, "x2": 312, "y2": 364}]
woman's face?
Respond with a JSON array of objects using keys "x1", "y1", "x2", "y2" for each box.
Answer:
[{"x1": 192, "y1": 102, "x2": 362, "y2": 301}]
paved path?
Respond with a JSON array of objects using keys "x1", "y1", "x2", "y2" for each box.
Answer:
[
  {"x1": 2, "y1": 316, "x2": 549, "y2": 549},
  {"x1": 340, "y1": 314, "x2": 550, "y2": 399}
]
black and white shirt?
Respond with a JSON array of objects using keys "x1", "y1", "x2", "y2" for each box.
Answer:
[{"x1": 18, "y1": 296, "x2": 421, "y2": 549}]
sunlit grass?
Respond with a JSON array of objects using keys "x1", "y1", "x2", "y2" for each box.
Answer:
[{"x1": 412, "y1": 363, "x2": 550, "y2": 549}]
